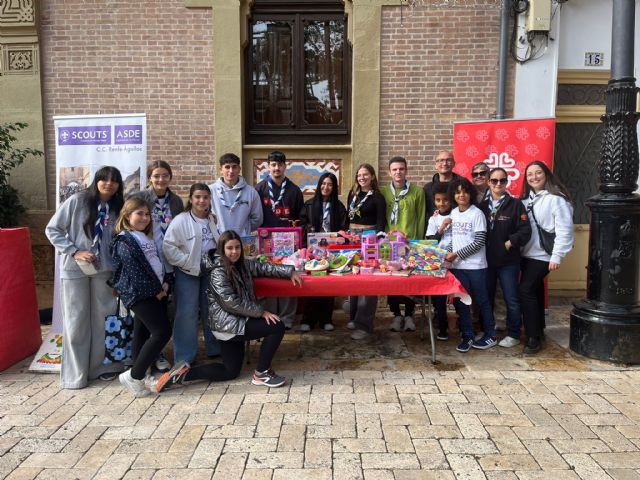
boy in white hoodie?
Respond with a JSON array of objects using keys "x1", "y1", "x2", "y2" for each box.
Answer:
[{"x1": 209, "y1": 153, "x2": 263, "y2": 237}]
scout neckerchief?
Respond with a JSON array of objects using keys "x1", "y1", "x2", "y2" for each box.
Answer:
[
  {"x1": 268, "y1": 176, "x2": 287, "y2": 212},
  {"x1": 390, "y1": 181, "x2": 410, "y2": 225},
  {"x1": 154, "y1": 194, "x2": 172, "y2": 237},
  {"x1": 218, "y1": 180, "x2": 243, "y2": 211},
  {"x1": 322, "y1": 201, "x2": 331, "y2": 232},
  {"x1": 349, "y1": 190, "x2": 373, "y2": 220},
  {"x1": 487, "y1": 192, "x2": 507, "y2": 230},
  {"x1": 92, "y1": 201, "x2": 109, "y2": 257},
  {"x1": 526, "y1": 190, "x2": 547, "y2": 216}
]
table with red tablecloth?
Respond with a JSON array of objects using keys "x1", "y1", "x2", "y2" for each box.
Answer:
[{"x1": 254, "y1": 272, "x2": 471, "y2": 363}]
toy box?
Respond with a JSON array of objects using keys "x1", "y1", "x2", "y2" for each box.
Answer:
[
  {"x1": 257, "y1": 227, "x2": 302, "y2": 256},
  {"x1": 307, "y1": 232, "x2": 347, "y2": 248},
  {"x1": 241, "y1": 235, "x2": 259, "y2": 257}
]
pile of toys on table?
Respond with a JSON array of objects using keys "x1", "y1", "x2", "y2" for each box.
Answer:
[{"x1": 243, "y1": 227, "x2": 448, "y2": 277}]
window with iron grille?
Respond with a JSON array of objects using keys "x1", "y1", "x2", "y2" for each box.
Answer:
[{"x1": 246, "y1": 0, "x2": 351, "y2": 144}]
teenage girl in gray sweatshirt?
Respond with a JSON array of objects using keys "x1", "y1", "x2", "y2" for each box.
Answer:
[{"x1": 46, "y1": 166, "x2": 124, "y2": 389}]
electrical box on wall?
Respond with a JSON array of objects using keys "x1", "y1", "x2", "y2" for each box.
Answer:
[{"x1": 526, "y1": 0, "x2": 552, "y2": 32}]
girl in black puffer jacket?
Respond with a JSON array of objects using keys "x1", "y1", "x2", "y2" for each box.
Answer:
[{"x1": 157, "y1": 230, "x2": 303, "y2": 391}]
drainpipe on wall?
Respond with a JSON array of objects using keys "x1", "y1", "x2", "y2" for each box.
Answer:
[{"x1": 496, "y1": 0, "x2": 510, "y2": 119}]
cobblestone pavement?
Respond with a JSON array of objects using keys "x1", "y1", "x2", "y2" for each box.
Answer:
[{"x1": 1, "y1": 293, "x2": 639, "y2": 479}]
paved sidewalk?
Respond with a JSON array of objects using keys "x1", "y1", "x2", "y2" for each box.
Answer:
[{"x1": 1, "y1": 293, "x2": 639, "y2": 479}]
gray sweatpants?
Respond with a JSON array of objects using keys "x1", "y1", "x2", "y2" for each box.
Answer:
[
  {"x1": 261, "y1": 297, "x2": 298, "y2": 328},
  {"x1": 349, "y1": 296, "x2": 379, "y2": 333},
  {"x1": 60, "y1": 272, "x2": 118, "y2": 389}
]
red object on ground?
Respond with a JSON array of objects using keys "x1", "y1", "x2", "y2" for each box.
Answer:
[
  {"x1": 0, "y1": 228, "x2": 42, "y2": 371},
  {"x1": 255, "y1": 271, "x2": 470, "y2": 302}
]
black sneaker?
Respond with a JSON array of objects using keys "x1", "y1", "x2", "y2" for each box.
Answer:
[
  {"x1": 251, "y1": 368, "x2": 286, "y2": 388},
  {"x1": 436, "y1": 329, "x2": 449, "y2": 341},
  {"x1": 156, "y1": 361, "x2": 190, "y2": 392}
]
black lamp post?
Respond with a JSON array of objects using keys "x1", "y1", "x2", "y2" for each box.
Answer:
[{"x1": 570, "y1": 0, "x2": 640, "y2": 363}]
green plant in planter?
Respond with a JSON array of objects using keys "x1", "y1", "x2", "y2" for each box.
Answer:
[{"x1": 0, "y1": 122, "x2": 44, "y2": 228}]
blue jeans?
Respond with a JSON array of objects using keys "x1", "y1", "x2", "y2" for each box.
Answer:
[
  {"x1": 487, "y1": 263, "x2": 522, "y2": 339},
  {"x1": 173, "y1": 269, "x2": 220, "y2": 363},
  {"x1": 451, "y1": 268, "x2": 496, "y2": 339}
]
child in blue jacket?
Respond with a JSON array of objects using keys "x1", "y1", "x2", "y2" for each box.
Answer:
[{"x1": 111, "y1": 196, "x2": 172, "y2": 397}]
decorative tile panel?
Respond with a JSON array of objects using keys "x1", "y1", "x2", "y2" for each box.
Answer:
[
  {"x1": 0, "y1": 0, "x2": 35, "y2": 27},
  {"x1": 253, "y1": 159, "x2": 343, "y2": 196},
  {"x1": 1, "y1": 43, "x2": 37, "y2": 74}
]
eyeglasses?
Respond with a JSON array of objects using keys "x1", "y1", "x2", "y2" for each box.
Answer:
[
  {"x1": 151, "y1": 174, "x2": 170, "y2": 180},
  {"x1": 490, "y1": 178, "x2": 508, "y2": 185},
  {"x1": 472, "y1": 171, "x2": 488, "y2": 178},
  {"x1": 436, "y1": 158, "x2": 454, "y2": 164}
]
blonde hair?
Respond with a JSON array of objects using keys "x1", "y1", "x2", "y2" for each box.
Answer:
[{"x1": 115, "y1": 197, "x2": 153, "y2": 236}]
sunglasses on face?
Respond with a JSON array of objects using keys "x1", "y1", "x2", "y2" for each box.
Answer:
[
  {"x1": 490, "y1": 178, "x2": 508, "y2": 185},
  {"x1": 471, "y1": 170, "x2": 488, "y2": 178}
]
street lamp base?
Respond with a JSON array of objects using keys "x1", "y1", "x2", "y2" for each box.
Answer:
[{"x1": 570, "y1": 300, "x2": 640, "y2": 364}]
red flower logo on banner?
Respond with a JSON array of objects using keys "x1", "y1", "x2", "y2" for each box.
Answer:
[
  {"x1": 495, "y1": 128, "x2": 509, "y2": 141},
  {"x1": 452, "y1": 118, "x2": 556, "y2": 196},
  {"x1": 456, "y1": 130, "x2": 470, "y2": 143}
]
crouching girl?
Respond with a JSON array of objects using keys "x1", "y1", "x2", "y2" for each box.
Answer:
[{"x1": 157, "y1": 230, "x2": 303, "y2": 390}]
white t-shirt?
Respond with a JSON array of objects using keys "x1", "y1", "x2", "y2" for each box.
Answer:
[
  {"x1": 131, "y1": 231, "x2": 164, "y2": 282},
  {"x1": 195, "y1": 217, "x2": 215, "y2": 257},
  {"x1": 426, "y1": 212, "x2": 452, "y2": 249},
  {"x1": 450, "y1": 205, "x2": 487, "y2": 270}
]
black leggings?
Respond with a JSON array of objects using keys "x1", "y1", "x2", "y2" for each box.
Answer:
[
  {"x1": 130, "y1": 297, "x2": 172, "y2": 380},
  {"x1": 388, "y1": 296, "x2": 415, "y2": 317},
  {"x1": 519, "y1": 258, "x2": 550, "y2": 338},
  {"x1": 186, "y1": 318, "x2": 285, "y2": 382}
]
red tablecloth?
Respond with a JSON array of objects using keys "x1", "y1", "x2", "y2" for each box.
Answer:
[{"x1": 255, "y1": 271, "x2": 470, "y2": 303}]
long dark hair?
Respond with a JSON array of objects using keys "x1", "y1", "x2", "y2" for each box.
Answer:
[
  {"x1": 448, "y1": 177, "x2": 478, "y2": 207},
  {"x1": 520, "y1": 160, "x2": 572, "y2": 201},
  {"x1": 349, "y1": 163, "x2": 380, "y2": 198},
  {"x1": 311, "y1": 172, "x2": 343, "y2": 232},
  {"x1": 82, "y1": 166, "x2": 124, "y2": 237},
  {"x1": 216, "y1": 230, "x2": 247, "y2": 292},
  {"x1": 185, "y1": 183, "x2": 211, "y2": 212}
]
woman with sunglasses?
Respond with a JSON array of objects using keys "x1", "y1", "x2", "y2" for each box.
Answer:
[
  {"x1": 480, "y1": 168, "x2": 531, "y2": 349},
  {"x1": 519, "y1": 161, "x2": 574, "y2": 354},
  {"x1": 471, "y1": 162, "x2": 490, "y2": 204}
]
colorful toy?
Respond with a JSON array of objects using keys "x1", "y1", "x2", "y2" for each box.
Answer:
[
  {"x1": 305, "y1": 258, "x2": 329, "y2": 273},
  {"x1": 241, "y1": 235, "x2": 259, "y2": 257},
  {"x1": 409, "y1": 242, "x2": 447, "y2": 272},
  {"x1": 257, "y1": 227, "x2": 302, "y2": 256},
  {"x1": 361, "y1": 233, "x2": 379, "y2": 261}
]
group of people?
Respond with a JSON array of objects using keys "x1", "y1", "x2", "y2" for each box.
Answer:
[
  {"x1": 45, "y1": 149, "x2": 574, "y2": 397},
  {"x1": 423, "y1": 153, "x2": 574, "y2": 355}
]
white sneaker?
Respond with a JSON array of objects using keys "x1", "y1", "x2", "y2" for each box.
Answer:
[
  {"x1": 155, "y1": 352, "x2": 171, "y2": 372},
  {"x1": 347, "y1": 321, "x2": 356, "y2": 330},
  {"x1": 119, "y1": 369, "x2": 150, "y2": 398},
  {"x1": 300, "y1": 323, "x2": 311, "y2": 332},
  {"x1": 498, "y1": 336, "x2": 521, "y2": 348},
  {"x1": 351, "y1": 329, "x2": 369, "y2": 340},
  {"x1": 404, "y1": 316, "x2": 416, "y2": 332},
  {"x1": 390, "y1": 316, "x2": 403, "y2": 332},
  {"x1": 143, "y1": 374, "x2": 158, "y2": 393},
  {"x1": 323, "y1": 323, "x2": 335, "y2": 331}
]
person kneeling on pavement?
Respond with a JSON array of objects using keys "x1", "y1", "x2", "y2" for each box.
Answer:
[{"x1": 156, "y1": 230, "x2": 303, "y2": 391}]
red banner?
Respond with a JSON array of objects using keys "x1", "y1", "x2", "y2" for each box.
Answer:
[{"x1": 452, "y1": 118, "x2": 556, "y2": 197}]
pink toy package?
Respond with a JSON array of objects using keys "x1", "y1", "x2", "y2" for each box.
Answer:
[{"x1": 257, "y1": 227, "x2": 302, "y2": 256}]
